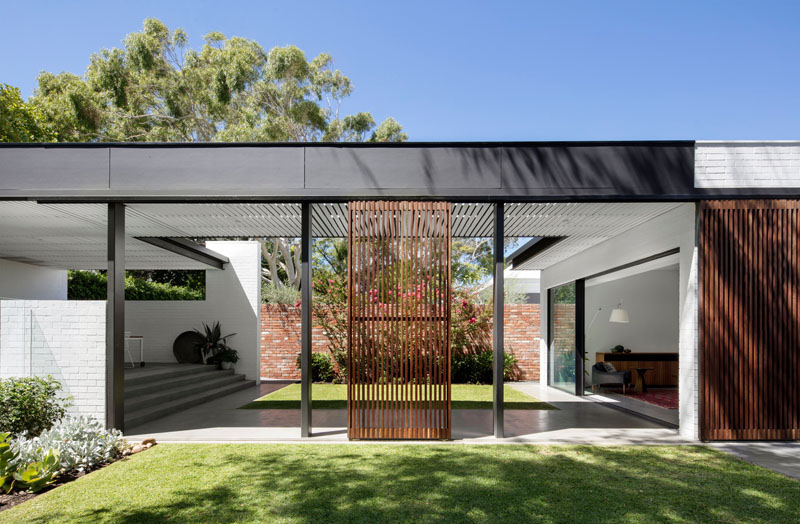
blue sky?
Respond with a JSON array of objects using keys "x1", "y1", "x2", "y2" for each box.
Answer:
[{"x1": 2, "y1": 0, "x2": 798, "y2": 141}]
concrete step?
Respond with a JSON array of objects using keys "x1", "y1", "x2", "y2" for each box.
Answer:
[
  {"x1": 125, "y1": 368, "x2": 235, "y2": 398},
  {"x1": 124, "y1": 379, "x2": 256, "y2": 429},
  {"x1": 125, "y1": 372, "x2": 246, "y2": 412},
  {"x1": 124, "y1": 364, "x2": 219, "y2": 387}
]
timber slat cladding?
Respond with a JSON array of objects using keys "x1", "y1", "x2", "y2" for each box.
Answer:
[
  {"x1": 700, "y1": 200, "x2": 800, "y2": 440},
  {"x1": 348, "y1": 201, "x2": 452, "y2": 439}
]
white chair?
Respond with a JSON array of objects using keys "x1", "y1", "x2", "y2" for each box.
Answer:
[{"x1": 124, "y1": 331, "x2": 145, "y2": 368}]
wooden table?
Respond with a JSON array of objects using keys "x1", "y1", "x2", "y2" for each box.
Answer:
[{"x1": 635, "y1": 368, "x2": 655, "y2": 394}]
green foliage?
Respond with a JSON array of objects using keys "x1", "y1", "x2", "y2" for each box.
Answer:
[
  {"x1": 311, "y1": 262, "x2": 348, "y2": 383},
  {"x1": 124, "y1": 274, "x2": 204, "y2": 300},
  {"x1": 261, "y1": 282, "x2": 300, "y2": 304},
  {"x1": 296, "y1": 352, "x2": 335, "y2": 383},
  {"x1": 29, "y1": 18, "x2": 406, "y2": 143},
  {"x1": 0, "y1": 432, "x2": 15, "y2": 492},
  {"x1": 451, "y1": 351, "x2": 517, "y2": 384},
  {"x1": 11, "y1": 417, "x2": 126, "y2": 475},
  {"x1": 127, "y1": 270, "x2": 205, "y2": 293},
  {"x1": 450, "y1": 289, "x2": 493, "y2": 356},
  {"x1": 1, "y1": 433, "x2": 61, "y2": 494},
  {"x1": 193, "y1": 322, "x2": 236, "y2": 364},
  {"x1": 0, "y1": 84, "x2": 55, "y2": 142},
  {"x1": 67, "y1": 270, "x2": 204, "y2": 300},
  {"x1": 553, "y1": 283, "x2": 576, "y2": 304},
  {"x1": 216, "y1": 348, "x2": 240, "y2": 364},
  {"x1": 0, "y1": 376, "x2": 71, "y2": 437}
]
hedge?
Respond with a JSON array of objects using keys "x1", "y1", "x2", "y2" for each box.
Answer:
[{"x1": 68, "y1": 270, "x2": 203, "y2": 301}]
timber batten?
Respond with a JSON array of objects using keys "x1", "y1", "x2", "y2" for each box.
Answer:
[
  {"x1": 347, "y1": 201, "x2": 452, "y2": 439},
  {"x1": 700, "y1": 200, "x2": 800, "y2": 440}
]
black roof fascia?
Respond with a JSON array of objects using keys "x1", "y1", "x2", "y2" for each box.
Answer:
[{"x1": 508, "y1": 237, "x2": 566, "y2": 268}]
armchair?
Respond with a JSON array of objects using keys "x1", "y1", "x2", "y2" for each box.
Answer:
[{"x1": 591, "y1": 362, "x2": 631, "y2": 394}]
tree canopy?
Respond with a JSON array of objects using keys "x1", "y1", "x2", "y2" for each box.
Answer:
[
  {"x1": 8, "y1": 18, "x2": 406, "y2": 143},
  {"x1": 0, "y1": 84, "x2": 55, "y2": 142}
]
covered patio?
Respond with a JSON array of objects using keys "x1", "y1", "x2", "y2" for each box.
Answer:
[{"x1": 0, "y1": 195, "x2": 689, "y2": 440}]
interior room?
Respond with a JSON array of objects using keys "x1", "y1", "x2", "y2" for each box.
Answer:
[{"x1": 584, "y1": 256, "x2": 680, "y2": 425}]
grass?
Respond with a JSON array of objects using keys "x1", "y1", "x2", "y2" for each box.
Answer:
[
  {"x1": 240, "y1": 383, "x2": 556, "y2": 410},
  {"x1": 1, "y1": 444, "x2": 798, "y2": 524}
]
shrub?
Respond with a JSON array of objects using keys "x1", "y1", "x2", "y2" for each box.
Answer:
[
  {"x1": 11, "y1": 417, "x2": 127, "y2": 475},
  {"x1": 295, "y1": 352, "x2": 335, "y2": 382},
  {"x1": 261, "y1": 282, "x2": 301, "y2": 304},
  {"x1": 0, "y1": 432, "x2": 60, "y2": 494},
  {"x1": 68, "y1": 270, "x2": 203, "y2": 300},
  {"x1": 451, "y1": 350, "x2": 517, "y2": 384},
  {"x1": 0, "y1": 376, "x2": 71, "y2": 437}
]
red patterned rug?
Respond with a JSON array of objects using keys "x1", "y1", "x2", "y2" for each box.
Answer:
[{"x1": 604, "y1": 388, "x2": 678, "y2": 410}]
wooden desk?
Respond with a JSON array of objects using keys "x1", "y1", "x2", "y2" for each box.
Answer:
[{"x1": 596, "y1": 352, "x2": 678, "y2": 387}]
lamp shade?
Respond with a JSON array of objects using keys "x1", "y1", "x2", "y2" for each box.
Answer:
[{"x1": 609, "y1": 307, "x2": 629, "y2": 323}]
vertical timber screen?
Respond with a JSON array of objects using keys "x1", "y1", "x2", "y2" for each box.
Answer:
[
  {"x1": 348, "y1": 201, "x2": 452, "y2": 439},
  {"x1": 700, "y1": 200, "x2": 800, "y2": 440}
]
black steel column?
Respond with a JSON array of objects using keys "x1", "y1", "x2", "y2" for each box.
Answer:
[
  {"x1": 300, "y1": 203, "x2": 312, "y2": 437},
  {"x1": 106, "y1": 203, "x2": 125, "y2": 431},
  {"x1": 575, "y1": 279, "x2": 586, "y2": 396},
  {"x1": 493, "y1": 203, "x2": 504, "y2": 438}
]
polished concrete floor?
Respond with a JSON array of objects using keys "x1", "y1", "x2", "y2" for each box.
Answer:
[
  {"x1": 125, "y1": 381, "x2": 687, "y2": 445},
  {"x1": 121, "y1": 381, "x2": 800, "y2": 480}
]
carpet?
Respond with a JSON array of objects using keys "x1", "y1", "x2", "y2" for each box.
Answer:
[{"x1": 604, "y1": 387, "x2": 679, "y2": 410}]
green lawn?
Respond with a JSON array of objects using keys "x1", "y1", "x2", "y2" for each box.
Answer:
[
  {"x1": 240, "y1": 383, "x2": 556, "y2": 410},
  {"x1": 1, "y1": 444, "x2": 797, "y2": 524}
]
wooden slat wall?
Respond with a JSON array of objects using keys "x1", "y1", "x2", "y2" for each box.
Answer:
[
  {"x1": 701, "y1": 200, "x2": 800, "y2": 440},
  {"x1": 348, "y1": 201, "x2": 452, "y2": 439}
]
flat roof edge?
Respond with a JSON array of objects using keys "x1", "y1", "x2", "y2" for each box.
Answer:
[{"x1": 0, "y1": 140, "x2": 696, "y2": 148}]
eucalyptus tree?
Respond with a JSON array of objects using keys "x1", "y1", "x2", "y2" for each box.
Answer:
[
  {"x1": 26, "y1": 18, "x2": 408, "y2": 291},
  {"x1": 0, "y1": 84, "x2": 55, "y2": 142},
  {"x1": 29, "y1": 18, "x2": 407, "y2": 144}
]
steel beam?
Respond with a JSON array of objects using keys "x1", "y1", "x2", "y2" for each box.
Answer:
[
  {"x1": 300, "y1": 203, "x2": 313, "y2": 437},
  {"x1": 493, "y1": 203, "x2": 505, "y2": 438},
  {"x1": 106, "y1": 203, "x2": 125, "y2": 431},
  {"x1": 135, "y1": 237, "x2": 229, "y2": 269}
]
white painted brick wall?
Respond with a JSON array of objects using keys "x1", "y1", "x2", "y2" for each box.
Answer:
[
  {"x1": 696, "y1": 141, "x2": 800, "y2": 188},
  {"x1": 125, "y1": 241, "x2": 262, "y2": 382},
  {"x1": 539, "y1": 204, "x2": 699, "y2": 439},
  {"x1": 0, "y1": 300, "x2": 105, "y2": 420}
]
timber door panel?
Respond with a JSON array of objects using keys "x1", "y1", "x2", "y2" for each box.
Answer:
[
  {"x1": 701, "y1": 200, "x2": 800, "y2": 440},
  {"x1": 348, "y1": 201, "x2": 451, "y2": 439}
]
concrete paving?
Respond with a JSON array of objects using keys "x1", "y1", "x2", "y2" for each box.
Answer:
[
  {"x1": 710, "y1": 442, "x2": 800, "y2": 480},
  {"x1": 125, "y1": 381, "x2": 689, "y2": 445}
]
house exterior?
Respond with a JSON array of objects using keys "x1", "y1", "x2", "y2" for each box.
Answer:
[{"x1": 0, "y1": 140, "x2": 798, "y2": 441}]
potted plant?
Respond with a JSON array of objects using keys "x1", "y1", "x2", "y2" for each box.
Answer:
[
  {"x1": 193, "y1": 322, "x2": 236, "y2": 364},
  {"x1": 217, "y1": 347, "x2": 240, "y2": 370}
]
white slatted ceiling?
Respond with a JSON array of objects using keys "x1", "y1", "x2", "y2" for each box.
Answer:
[{"x1": 0, "y1": 201, "x2": 682, "y2": 270}]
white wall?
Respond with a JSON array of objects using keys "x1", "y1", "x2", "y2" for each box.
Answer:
[
  {"x1": 125, "y1": 241, "x2": 261, "y2": 382},
  {"x1": 540, "y1": 203, "x2": 699, "y2": 439},
  {"x1": 585, "y1": 268, "x2": 679, "y2": 376},
  {"x1": 0, "y1": 259, "x2": 67, "y2": 300},
  {"x1": 0, "y1": 300, "x2": 105, "y2": 420},
  {"x1": 695, "y1": 141, "x2": 800, "y2": 188}
]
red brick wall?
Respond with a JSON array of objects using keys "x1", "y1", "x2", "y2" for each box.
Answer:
[
  {"x1": 260, "y1": 303, "x2": 541, "y2": 381},
  {"x1": 503, "y1": 304, "x2": 541, "y2": 381}
]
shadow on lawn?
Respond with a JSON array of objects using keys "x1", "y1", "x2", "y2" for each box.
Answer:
[{"x1": 23, "y1": 445, "x2": 800, "y2": 524}]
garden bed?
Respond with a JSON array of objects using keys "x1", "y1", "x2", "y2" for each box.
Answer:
[{"x1": 240, "y1": 383, "x2": 556, "y2": 410}]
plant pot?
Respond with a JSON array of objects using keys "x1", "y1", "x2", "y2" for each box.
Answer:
[{"x1": 220, "y1": 361, "x2": 234, "y2": 370}]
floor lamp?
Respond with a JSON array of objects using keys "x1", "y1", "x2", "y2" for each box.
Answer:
[{"x1": 586, "y1": 300, "x2": 630, "y2": 387}]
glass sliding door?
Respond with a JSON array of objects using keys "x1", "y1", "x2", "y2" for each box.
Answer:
[{"x1": 548, "y1": 282, "x2": 578, "y2": 393}]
